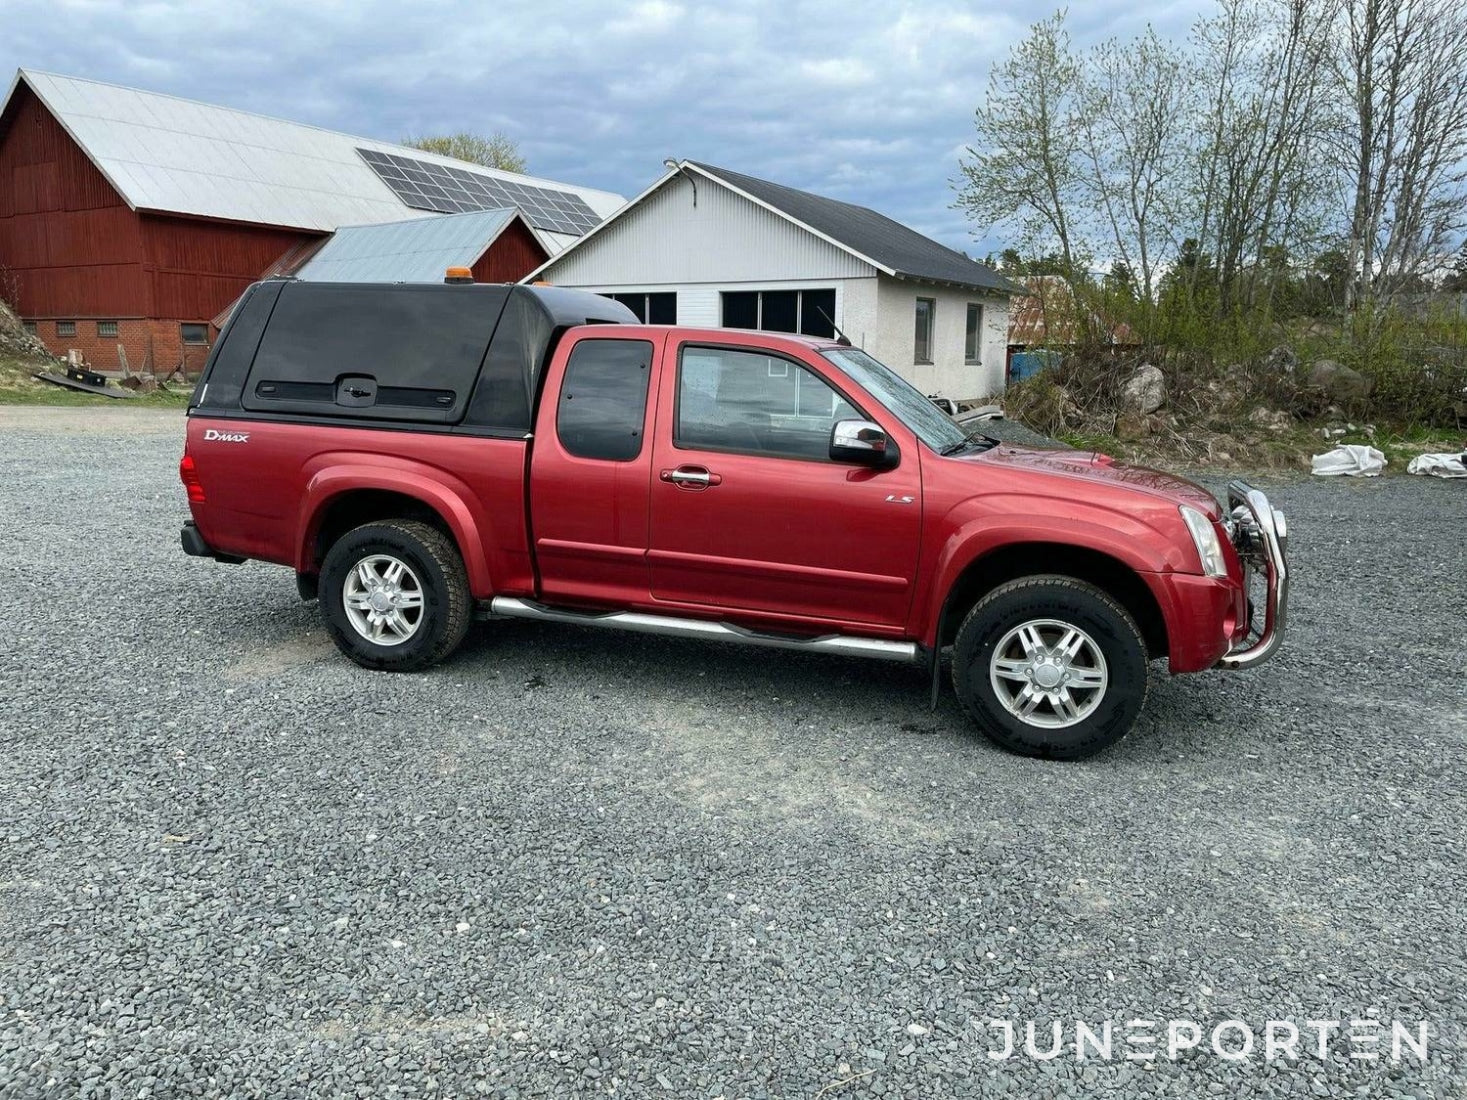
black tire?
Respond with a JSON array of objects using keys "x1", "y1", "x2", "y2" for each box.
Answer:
[
  {"x1": 951, "y1": 575, "x2": 1148, "y2": 760},
  {"x1": 319, "y1": 519, "x2": 471, "y2": 671}
]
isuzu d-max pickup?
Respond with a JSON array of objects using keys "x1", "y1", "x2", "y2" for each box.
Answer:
[{"x1": 180, "y1": 278, "x2": 1288, "y2": 759}]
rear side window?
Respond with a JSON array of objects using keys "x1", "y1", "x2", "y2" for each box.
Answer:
[
  {"x1": 242, "y1": 284, "x2": 505, "y2": 423},
  {"x1": 556, "y1": 339, "x2": 653, "y2": 461}
]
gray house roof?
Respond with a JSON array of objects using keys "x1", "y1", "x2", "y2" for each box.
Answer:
[
  {"x1": 294, "y1": 209, "x2": 531, "y2": 283},
  {"x1": 689, "y1": 163, "x2": 1021, "y2": 295}
]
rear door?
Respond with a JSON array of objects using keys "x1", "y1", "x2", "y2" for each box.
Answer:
[
  {"x1": 529, "y1": 332, "x2": 663, "y2": 608},
  {"x1": 646, "y1": 341, "x2": 922, "y2": 629}
]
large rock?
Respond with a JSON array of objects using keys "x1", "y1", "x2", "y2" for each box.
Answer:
[
  {"x1": 1263, "y1": 345, "x2": 1298, "y2": 374},
  {"x1": 1121, "y1": 364, "x2": 1167, "y2": 415},
  {"x1": 1116, "y1": 411, "x2": 1166, "y2": 439},
  {"x1": 1247, "y1": 405, "x2": 1292, "y2": 432},
  {"x1": 1308, "y1": 359, "x2": 1372, "y2": 402}
]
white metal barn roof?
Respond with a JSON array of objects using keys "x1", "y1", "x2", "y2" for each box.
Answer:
[
  {"x1": 293, "y1": 209, "x2": 528, "y2": 283},
  {"x1": 3, "y1": 69, "x2": 625, "y2": 243}
]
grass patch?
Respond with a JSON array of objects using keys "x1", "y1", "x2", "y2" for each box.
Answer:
[{"x1": 0, "y1": 357, "x2": 191, "y2": 408}]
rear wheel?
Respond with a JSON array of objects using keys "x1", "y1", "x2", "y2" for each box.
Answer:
[
  {"x1": 320, "y1": 520, "x2": 471, "y2": 671},
  {"x1": 951, "y1": 576, "x2": 1148, "y2": 760}
]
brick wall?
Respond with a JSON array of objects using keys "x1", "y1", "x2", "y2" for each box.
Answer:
[{"x1": 29, "y1": 317, "x2": 212, "y2": 376}]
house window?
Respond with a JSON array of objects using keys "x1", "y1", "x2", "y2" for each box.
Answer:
[
  {"x1": 181, "y1": 323, "x2": 209, "y2": 345},
  {"x1": 719, "y1": 288, "x2": 837, "y2": 339},
  {"x1": 57, "y1": 321, "x2": 76, "y2": 338},
  {"x1": 97, "y1": 321, "x2": 119, "y2": 338},
  {"x1": 22, "y1": 322, "x2": 36, "y2": 336},
  {"x1": 601, "y1": 292, "x2": 677, "y2": 324},
  {"x1": 965, "y1": 304, "x2": 982, "y2": 364},
  {"x1": 914, "y1": 298, "x2": 935, "y2": 364}
]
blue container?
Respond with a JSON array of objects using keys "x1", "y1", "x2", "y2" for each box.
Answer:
[{"x1": 1009, "y1": 350, "x2": 1061, "y2": 382}]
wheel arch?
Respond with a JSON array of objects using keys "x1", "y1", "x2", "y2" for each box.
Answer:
[
  {"x1": 296, "y1": 470, "x2": 493, "y2": 598},
  {"x1": 936, "y1": 541, "x2": 1169, "y2": 660}
]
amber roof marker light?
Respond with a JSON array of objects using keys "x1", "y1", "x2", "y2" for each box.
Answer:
[{"x1": 444, "y1": 267, "x2": 473, "y2": 284}]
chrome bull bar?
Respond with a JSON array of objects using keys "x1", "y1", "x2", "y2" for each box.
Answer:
[{"x1": 1217, "y1": 480, "x2": 1289, "y2": 670}]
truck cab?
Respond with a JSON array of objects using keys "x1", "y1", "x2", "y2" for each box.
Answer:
[{"x1": 181, "y1": 278, "x2": 1288, "y2": 759}]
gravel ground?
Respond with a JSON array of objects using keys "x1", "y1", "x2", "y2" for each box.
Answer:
[{"x1": 1, "y1": 405, "x2": 1464, "y2": 1099}]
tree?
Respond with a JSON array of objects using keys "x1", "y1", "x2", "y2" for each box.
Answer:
[
  {"x1": 958, "y1": 11, "x2": 1086, "y2": 275},
  {"x1": 1103, "y1": 260, "x2": 1138, "y2": 301},
  {"x1": 1077, "y1": 26, "x2": 1188, "y2": 306},
  {"x1": 1300, "y1": 247, "x2": 1353, "y2": 314},
  {"x1": 1333, "y1": 0, "x2": 1467, "y2": 307},
  {"x1": 1188, "y1": 0, "x2": 1335, "y2": 315},
  {"x1": 402, "y1": 131, "x2": 527, "y2": 174},
  {"x1": 1442, "y1": 240, "x2": 1467, "y2": 292}
]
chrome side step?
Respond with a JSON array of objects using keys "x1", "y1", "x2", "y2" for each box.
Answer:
[{"x1": 487, "y1": 596, "x2": 919, "y2": 663}]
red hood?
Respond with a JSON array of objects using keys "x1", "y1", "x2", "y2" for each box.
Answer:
[{"x1": 968, "y1": 445, "x2": 1223, "y2": 519}]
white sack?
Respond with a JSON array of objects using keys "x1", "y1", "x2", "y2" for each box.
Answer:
[
  {"x1": 1310, "y1": 444, "x2": 1387, "y2": 477},
  {"x1": 1406, "y1": 452, "x2": 1467, "y2": 478}
]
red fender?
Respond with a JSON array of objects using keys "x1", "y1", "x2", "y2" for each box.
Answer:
[
  {"x1": 912, "y1": 495, "x2": 1188, "y2": 647},
  {"x1": 296, "y1": 456, "x2": 496, "y2": 598}
]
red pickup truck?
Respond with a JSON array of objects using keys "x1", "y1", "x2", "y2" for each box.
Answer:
[{"x1": 181, "y1": 278, "x2": 1288, "y2": 759}]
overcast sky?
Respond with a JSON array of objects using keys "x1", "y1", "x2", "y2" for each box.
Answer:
[{"x1": 2, "y1": 0, "x2": 1210, "y2": 255}]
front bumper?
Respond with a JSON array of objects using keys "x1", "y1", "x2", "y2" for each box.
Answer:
[{"x1": 1216, "y1": 480, "x2": 1288, "y2": 669}]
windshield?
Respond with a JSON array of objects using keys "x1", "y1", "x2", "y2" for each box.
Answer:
[{"x1": 821, "y1": 347, "x2": 968, "y2": 453}]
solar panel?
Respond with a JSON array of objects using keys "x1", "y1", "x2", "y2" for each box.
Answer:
[{"x1": 357, "y1": 148, "x2": 603, "y2": 235}]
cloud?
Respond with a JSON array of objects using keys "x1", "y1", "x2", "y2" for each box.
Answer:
[
  {"x1": 606, "y1": 0, "x2": 685, "y2": 36},
  {"x1": 0, "y1": 0, "x2": 1213, "y2": 254},
  {"x1": 799, "y1": 58, "x2": 876, "y2": 88}
]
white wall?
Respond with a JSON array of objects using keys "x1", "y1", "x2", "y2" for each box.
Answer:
[
  {"x1": 539, "y1": 174, "x2": 872, "y2": 285},
  {"x1": 869, "y1": 277, "x2": 1008, "y2": 399},
  {"x1": 536, "y1": 173, "x2": 1009, "y2": 399},
  {"x1": 551, "y1": 274, "x2": 1008, "y2": 399}
]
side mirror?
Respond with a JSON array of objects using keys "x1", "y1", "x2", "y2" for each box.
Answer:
[{"x1": 830, "y1": 419, "x2": 895, "y2": 467}]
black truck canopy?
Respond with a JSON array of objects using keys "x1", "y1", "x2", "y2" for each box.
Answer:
[{"x1": 192, "y1": 280, "x2": 636, "y2": 431}]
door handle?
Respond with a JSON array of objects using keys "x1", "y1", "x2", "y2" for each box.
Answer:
[{"x1": 660, "y1": 466, "x2": 722, "y2": 488}]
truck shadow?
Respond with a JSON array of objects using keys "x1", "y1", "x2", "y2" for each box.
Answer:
[{"x1": 452, "y1": 618, "x2": 1199, "y2": 762}]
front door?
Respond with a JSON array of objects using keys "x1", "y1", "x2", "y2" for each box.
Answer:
[{"x1": 647, "y1": 342, "x2": 921, "y2": 629}]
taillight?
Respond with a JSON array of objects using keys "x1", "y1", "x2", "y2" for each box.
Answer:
[{"x1": 179, "y1": 453, "x2": 206, "y2": 504}]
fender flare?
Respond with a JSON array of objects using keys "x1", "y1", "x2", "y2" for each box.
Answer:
[
  {"x1": 296, "y1": 460, "x2": 495, "y2": 597},
  {"x1": 917, "y1": 512, "x2": 1179, "y2": 647}
]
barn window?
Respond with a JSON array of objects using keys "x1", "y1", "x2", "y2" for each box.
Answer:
[
  {"x1": 719, "y1": 289, "x2": 836, "y2": 338},
  {"x1": 965, "y1": 304, "x2": 983, "y2": 364},
  {"x1": 914, "y1": 298, "x2": 935, "y2": 364},
  {"x1": 181, "y1": 323, "x2": 209, "y2": 345},
  {"x1": 57, "y1": 321, "x2": 76, "y2": 338},
  {"x1": 600, "y1": 292, "x2": 677, "y2": 324},
  {"x1": 97, "y1": 321, "x2": 119, "y2": 338},
  {"x1": 22, "y1": 322, "x2": 36, "y2": 336}
]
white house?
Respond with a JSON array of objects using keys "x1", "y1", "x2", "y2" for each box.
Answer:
[{"x1": 525, "y1": 161, "x2": 1020, "y2": 400}]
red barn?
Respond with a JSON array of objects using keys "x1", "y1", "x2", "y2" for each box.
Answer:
[{"x1": 0, "y1": 69, "x2": 624, "y2": 373}]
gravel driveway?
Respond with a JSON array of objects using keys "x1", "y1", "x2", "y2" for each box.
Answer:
[{"x1": 1, "y1": 406, "x2": 1464, "y2": 1099}]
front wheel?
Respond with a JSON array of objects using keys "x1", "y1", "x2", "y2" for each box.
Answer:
[
  {"x1": 951, "y1": 576, "x2": 1149, "y2": 760},
  {"x1": 320, "y1": 519, "x2": 471, "y2": 671}
]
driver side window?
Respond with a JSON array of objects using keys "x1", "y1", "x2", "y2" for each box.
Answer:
[{"x1": 676, "y1": 346, "x2": 860, "y2": 460}]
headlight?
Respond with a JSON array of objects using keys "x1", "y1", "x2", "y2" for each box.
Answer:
[{"x1": 1180, "y1": 505, "x2": 1228, "y2": 577}]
